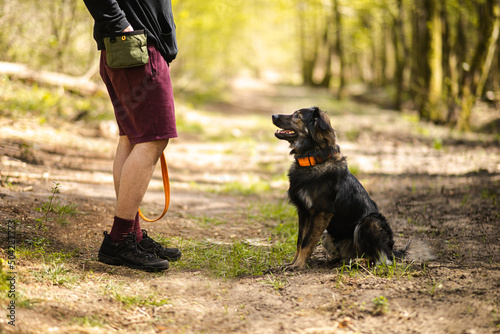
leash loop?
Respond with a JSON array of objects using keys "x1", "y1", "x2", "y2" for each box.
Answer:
[{"x1": 138, "y1": 152, "x2": 170, "y2": 222}]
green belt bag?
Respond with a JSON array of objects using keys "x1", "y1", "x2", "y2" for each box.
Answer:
[{"x1": 103, "y1": 30, "x2": 149, "y2": 68}]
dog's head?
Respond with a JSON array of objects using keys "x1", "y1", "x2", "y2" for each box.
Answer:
[{"x1": 272, "y1": 107, "x2": 336, "y2": 155}]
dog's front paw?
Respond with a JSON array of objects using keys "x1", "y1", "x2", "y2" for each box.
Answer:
[{"x1": 281, "y1": 261, "x2": 306, "y2": 271}]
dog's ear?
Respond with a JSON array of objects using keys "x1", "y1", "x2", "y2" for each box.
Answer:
[
  {"x1": 313, "y1": 108, "x2": 330, "y2": 131},
  {"x1": 310, "y1": 108, "x2": 336, "y2": 146}
]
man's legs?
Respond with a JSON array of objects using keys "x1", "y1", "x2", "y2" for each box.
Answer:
[
  {"x1": 98, "y1": 137, "x2": 171, "y2": 271},
  {"x1": 113, "y1": 135, "x2": 134, "y2": 200},
  {"x1": 113, "y1": 137, "x2": 168, "y2": 220},
  {"x1": 97, "y1": 44, "x2": 179, "y2": 271},
  {"x1": 109, "y1": 136, "x2": 168, "y2": 243}
]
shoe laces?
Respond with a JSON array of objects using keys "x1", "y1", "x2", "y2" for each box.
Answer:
[
  {"x1": 141, "y1": 230, "x2": 163, "y2": 251},
  {"x1": 125, "y1": 232, "x2": 156, "y2": 258}
]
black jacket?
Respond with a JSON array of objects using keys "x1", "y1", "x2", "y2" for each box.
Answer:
[{"x1": 83, "y1": 0, "x2": 178, "y2": 63}]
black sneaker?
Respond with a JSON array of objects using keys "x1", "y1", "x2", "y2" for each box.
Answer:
[
  {"x1": 98, "y1": 232, "x2": 169, "y2": 272},
  {"x1": 139, "y1": 229, "x2": 182, "y2": 262}
]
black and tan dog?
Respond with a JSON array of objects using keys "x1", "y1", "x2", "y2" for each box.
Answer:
[{"x1": 273, "y1": 107, "x2": 429, "y2": 270}]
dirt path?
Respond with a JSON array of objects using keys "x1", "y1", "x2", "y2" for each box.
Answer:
[{"x1": 0, "y1": 83, "x2": 499, "y2": 333}]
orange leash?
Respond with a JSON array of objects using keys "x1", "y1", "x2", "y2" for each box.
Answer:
[{"x1": 138, "y1": 152, "x2": 170, "y2": 222}]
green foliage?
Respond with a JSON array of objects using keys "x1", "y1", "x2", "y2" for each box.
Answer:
[
  {"x1": 165, "y1": 209, "x2": 297, "y2": 278},
  {"x1": 433, "y1": 137, "x2": 443, "y2": 150},
  {"x1": 265, "y1": 272, "x2": 288, "y2": 291},
  {"x1": 0, "y1": 1, "x2": 94, "y2": 73},
  {"x1": 113, "y1": 293, "x2": 170, "y2": 308},
  {"x1": 33, "y1": 263, "x2": 79, "y2": 286},
  {"x1": 338, "y1": 259, "x2": 362, "y2": 278},
  {"x1": 172, "y1": 0, "x2": 297, "y2": 93},
  {"x1": 348, "y1": 164, "x2": 361, "y2": 177},
  {"x1": 35, "y1": 182, "x2": 78, "y2": 227},
  {"x1": 175, "y1": 113, "x2": 205, "y2": 135},
  {"x1": 335, "y1": 257, "x2": 420, "y2": 281},
  {"x1": 427, "y1": 278, "x2": 444, "y2": 297},
  {"x1": 71, "y1": 315, "x2": 105, "y2": 328},
  {"x1": 174, "y1": 237, "x2": 294, "y2": 278},
  {"x1": 220, "y1": 177, "x2": 271, "y2": 196},
  {"x1": 372, "y1": 260, "x2": 415, "y2": 279},
  {"x1": 345, "y1": 129, "x2": 361, "y2": 142},
  {"x1": 0, "y1": 77, "x2": 112, "y2": 121},
  {"x1": 103, "y1": 282, "x2": 171, "y2": 308},
  {"x1": 22, "y1": 237, "x2": 50, "y2": 252},
  {"x1": 0, "y1": 259, "x2": 12, "y2": 300},
  {"x1": 249, "y1": 201, "x2": 296, "y2": 224},
  {"x1": 372, "y1": 296, "x2": 389, "y2": 316},
  {"x1": 0, "y1": 0, "x2": 495, "y2": 132}
]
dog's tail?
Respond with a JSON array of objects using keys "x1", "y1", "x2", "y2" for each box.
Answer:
[{"x1": 393, "y1": 239, "x2": 435, "y2": 262}]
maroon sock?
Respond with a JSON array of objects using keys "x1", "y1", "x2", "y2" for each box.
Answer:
[
  {"x1": 133, "y1": 212, "x2": 143, "y2": 243},
  {"x1": 109, "y1": 216, "x2": 136, "y2": 243}
]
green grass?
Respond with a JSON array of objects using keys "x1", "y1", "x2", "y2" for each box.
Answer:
[
  {"x1": 102, "y1": 282, "x2": 171, "y2": 308},
  {"x1": 0, "y1": 259, "x2": 13, "y2": 300},
  {"x1": 176, "y1": 113, "x2": 205, "y2": 135},
  {"x1": 16, "y1": 237, "x2": 80, "y2": 270},
  {"x1": 159, "y1": 206, "x2": 297, "y2": 278},
  {"x1": 20, "y1": 236, "x2": 50, "y2": 252},
  {"x1": 344, "y1": 129, "x2": 361, "y2": 141},
  {"x1": 182, "y1": 214, "x2": 228, "y2": 228},
  {"x1": 371, "y1": 260, "x2": 416, "y2": 279},
  {"x1": 45, "y1": 250, "x2": 80, "y2": 264},
  {"x1": 149, "y1": 199, "x2": 298, "y2": 278},
  {"x1": 433, "y1": 137, "x2": 443, "y2": 150},
  {"x1": 335, "y1": 257, "x2": 421, "y2": 281},
  {"x1": 372, "y1": 296, "x2": 389, "y2": 315},
  {"x1": 33, "y1": 263, "x2": 80, "y2": 286},
  {"x1": 248, "y1": 201, "x2": 296, "y2": 223},
  {"x1": 265, "y1": 272, "x2": 288, "y2": 291},
  {"x1": 154, "y1": 198, "x2": 423, "y2": 280},
  {"x1": 70, "y1": 315, "x2": 106, "y2": 328},
  {"x1": 113, "y1": 293, "x2": 170, "y2": 308},
  {"x1": 426, "y1": 278, "x2": 444, "y2": 297},
  {"x1": 173, "y1": 237, "x2": 294, "y2": 278},
  {"x1": 0, "y1": 77, "x2": 112, "y2": 121},
  {"x1": 220, "y1": 177, "x2": 271, "y2": 196},
  {"x1": 348, "y1": 164, "x2": 361, "y2": 177},
  {"x1": 191, "y1": 175, "x2": 276, "y2": 197},
  {"x1": 35, "y1": 182, "x2": 79, "y2": 227}
]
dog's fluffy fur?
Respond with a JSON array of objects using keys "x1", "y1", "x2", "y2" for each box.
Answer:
[{"x1": 273, "y1": 107, "x2": 432, "y2": 269}]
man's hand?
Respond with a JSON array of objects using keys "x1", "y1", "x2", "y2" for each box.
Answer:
[{"x1": 122, "y1": 25, "x2": 134, "y2": 32}]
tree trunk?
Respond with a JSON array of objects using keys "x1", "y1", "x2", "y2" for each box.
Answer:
[
  {"x1": 410, "y1": 2, "x2": 429, "y2": 114},
  {"x1": 0, "y1": 61, "x2": 104, "y2": 95},
  {"x1": 475, "y1": 4, "x2": 499, "y2": 98},
  {"x1": 458, "y1": 0, "x2": 499, "y2": 131},
  {"x1": 392, "y1": 0, "x2": 407, "y2": 110},
  {"x1": 333, "y1": 0, "x2": 346, "y2": 99},
  {"x1": 446, "y1": 9, "x2": 467, "y2": 124},
  {"x1": 297, "y1": 1, "x2": 320, "y2": 87},
  {"x1": 319, "y1": 15, "x2": 333, "y2": 88},
  {"x1": 421, "y1": 0, "x2": 446, "y2": 123}
]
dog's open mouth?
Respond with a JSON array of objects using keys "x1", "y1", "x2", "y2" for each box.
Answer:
[{"x1": 275, "y1": 129, "x2": 297, "y2": 139}]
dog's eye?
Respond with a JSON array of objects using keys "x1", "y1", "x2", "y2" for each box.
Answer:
[{"x1": 293, "y1": 113, "x2": 300, "y2": 119}]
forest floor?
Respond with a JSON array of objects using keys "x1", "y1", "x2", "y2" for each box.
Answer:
[{"x1": 0, "y1": 81, "x2": 499, "y2": 333}]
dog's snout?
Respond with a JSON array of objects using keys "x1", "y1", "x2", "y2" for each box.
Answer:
[{"x1": 272, "y1": 114, "x2": 281, "y2": 126}]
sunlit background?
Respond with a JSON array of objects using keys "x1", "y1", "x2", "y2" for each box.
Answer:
[{"x1": 0, "y1": 0, "x2": 498, "y2": 130}]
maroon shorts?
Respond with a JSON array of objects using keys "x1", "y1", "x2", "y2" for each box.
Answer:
[{"x1": 99, "y1": 44, "x2": 177, "y2": 144}]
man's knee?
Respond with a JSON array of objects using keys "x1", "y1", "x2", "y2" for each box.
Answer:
[
  {"x1": 138, "y1": 139, "x2": 169, "y2": 159},
  {"x1": 152, "y1": 139, "x2": 169, "y2": 153}
]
